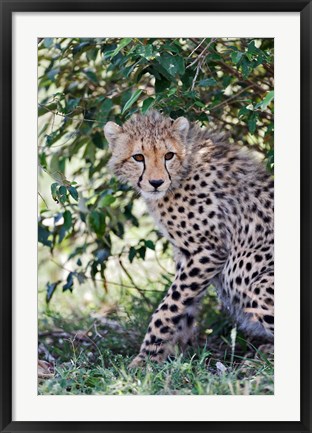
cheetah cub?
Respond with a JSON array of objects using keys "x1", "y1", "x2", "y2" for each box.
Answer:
[{"x1": 104, "y1": 111, "x2": 274, "y2": 367}]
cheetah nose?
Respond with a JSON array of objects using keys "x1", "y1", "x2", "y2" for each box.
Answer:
[{"x1": 149, "y1": 179, "x2": 164, "y2": 189}]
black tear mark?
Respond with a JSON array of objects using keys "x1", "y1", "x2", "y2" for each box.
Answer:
[{"x1": 137, "y1": 159, "x2": 146, "y2": 188}]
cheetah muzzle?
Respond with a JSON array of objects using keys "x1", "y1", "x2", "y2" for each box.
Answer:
[{"x1": 104, "y1": 110, "x2": 274, "y2": 368}]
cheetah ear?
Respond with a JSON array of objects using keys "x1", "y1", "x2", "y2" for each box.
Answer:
[
  {"x1": 104, "y1": 122, "x2": 122, "y2": 149},
  {"x1": 172, "y1": 117, "x2": 189, "y2": 141}
]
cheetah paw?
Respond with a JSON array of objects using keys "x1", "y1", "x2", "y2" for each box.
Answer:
[{"x1": 128, "y1": 355, "x2": 145, "y2": 369}]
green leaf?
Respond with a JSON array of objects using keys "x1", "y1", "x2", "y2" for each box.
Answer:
[
  {"x1": 66, "y1": 98, "x2": 80, "y2": 112},
  {"x1": 168, "y1": 87, "x2": 177, "y2": 97},
  {"x1": 86, "y1": 47, "x2": 99, "y2": 62},
  {"x1": 46, "y1": 281, "x2": 61, "y2": 303},
  {"x1": 136, "y1": 44, "x2": 153, "y2": 59},
  {"x1": 51, "y1": 182, "x2": 59, "y2": 201},
  {"x1": 122, "y1": 89, "x2": 142, "y2": 114},
  {"x1": 194, "y1": 100, "x2": 205, "y2": 108},
  {"x1": 198, "y1": 78, "x2": 217, "y2": 87},
  {"x1": 100, "y1": 195, "x2": 116, "y2": 207},
  {"x1": 155, "y1": 77, "x2": 170, "y2": 93},
  {"x1": 45, "y1": 130, "x2": 60, "y2": 147},
  {"x1": 62, "y1": 210, "x2": 72, "y2": 230},
  {"x1": 157, "y1": 53, "x2": 185, "y2": 77},
  {"x1": 238, "y1": 106, "x2": 251, "y2": 118},
  {"x1": 84, "y1": 69, "x2": 98, "y2": 83},
  {"x1": 110, "y1": 38, "x2": 132, "y2": 58},
  {"x1": 88, "y1": 210, "x2": 105, "y2": 236},
  {"x1": 73, "y1": 41, "x2": 90, "y2": 55},
  {"x1": 138, "y1": 245, "x2": 146, "y2": 260},
  {"x1": 59, "y1": 185, "x2": 67, "y2": 195},
  {"x1": 68, "y1": 186, "x2": 79, "y2": 201},
  {"x1": 247, "y1": 40, "x2": 267, "y2": 60},
  {"x1": 230, "y1": 51, "x2": 243, "y2": 64},
  {"x1": 266, "y1": 149, "x2": 274, "y2": 172},
  {"x1": 145, "y1": 240, "x2": 155, "y2": 250},
  {"x1": 63, "y1": 272, "x2": 74, "y2": 292},
  {"x1": 142, "y1": 97, "x2": 155, "y2": 114},
  {"x1": 95, "y1": 248, "x2": 110, "y2": 264},
  {"x1": 128, "y1": 246, "x2": 136, "y2": 263},
  {"x1": 92, "y1": 131, "x2": 104, "y2": 149},
  {"x1": 38, "y1": 225, "x2": 52, "y2": 247},
  {"x1": 240, "y1": 57, "x2": 252, "y2": 79},
  {"x1": 39, "y1": 153, "x2": 47, "y2": 170},
  {"x1": 97, "y1": 98, "x2": 113, "y2": 122},
  {"x1": 57, "y1": 185, "x2": 67, "y2": 204},
  {"x1": 83, "y1": 142, "x2": 96, "y2": 164},
  {"x1": 255, "y1": 91, "x2": 274, "y2": 111},
  {"x1": 247, "y1": 112, "x2": 258, "y2": 134},
  {"x1": 58, "y1": 210, "x2": 72, "y2": 243}
]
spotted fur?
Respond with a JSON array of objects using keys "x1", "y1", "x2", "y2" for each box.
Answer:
[{"x1": 104, "y1": 111, "x2": 274, "y2": 367}]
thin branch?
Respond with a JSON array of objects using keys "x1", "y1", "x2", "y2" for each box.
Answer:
[
  {"x1": 49, "y1": 258, "x2": 159, "y2": 293},
  {"x1": 118, "y1": 257, "x2": 153, "y2": 307},
  {"x1": 187, "y1": 38, "x2": 217, "y2": 91},
  {"x1": 187, "y1": 38, "x2": 207, "y2": 59},
  {"x1": 38, "y1": 103, "x2": 99, "y2": 124},
  {"x1": 217, "y1": 60, "x2": 268, "y2": 95},
  {"x1": 189, "y1": 38, "x2": 269, "y2": 95},
  {"x1": 38, "y1": 192, "x2": 49, "y2": 209},
  {"x1": 187, "y1": 38, "x2": 216, "y2": 70},
  {"x1": 154, "y1": 252, "x2": 175, "y2": 277},
  {"x1": 210, "y1": 84, "x2": 253, "y2": 111}
]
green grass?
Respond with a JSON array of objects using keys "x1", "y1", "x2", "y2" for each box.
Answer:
[
  {"x1": 39, "y1": 351, "x2": 273, "y2": 396},
  {"x1": 38, "y1": 311, "x2": 274, "y2": 396}
]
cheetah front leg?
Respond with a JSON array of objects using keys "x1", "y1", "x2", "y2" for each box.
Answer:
[{"x1": 129, "y1": 252, "x2": 223, "y2": 368}]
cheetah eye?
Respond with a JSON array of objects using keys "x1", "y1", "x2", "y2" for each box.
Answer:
[
  {"x1": 165, "y1": 152, "x2": 175, "y2": 161},
  {"x1": 132, "y1": 154, "x2": 144, "y2": 162}
]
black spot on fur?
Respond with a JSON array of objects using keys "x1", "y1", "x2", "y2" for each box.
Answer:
[
  {"x1": 180, "y1": 272, "x2": 187, "y2": 281},
  {"x1": 190, "y1": 282, "x2": 200, "y2": 291},
  {"x1": 236, "y1": 276, "x2": 242, "y2": 285},
  {"x1": 186, "y1": 315, "x2": 194, "y2": 327},
  {"x1": 264, "y1": 315, "x2": 274, "y2": 324},
  {"x1": 183, "y1": 297, "x2": 194, "y2": 306},
  {"x1": 172, "y1": 314, "x2": 183, "y2": 325},
  {"x1": 172, "y1": 291, "x2": 181, "y2": 301},
  {"x1": 189, "y1": 267, "x2": 200, "y2": 277},
  {"x1": 199, "y1": 256, "x2": 209, "y2": 264}
]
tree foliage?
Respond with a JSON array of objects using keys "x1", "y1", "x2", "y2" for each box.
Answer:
[{"x1": 38, "y1": 37, "x2": 274, "y2": 303}]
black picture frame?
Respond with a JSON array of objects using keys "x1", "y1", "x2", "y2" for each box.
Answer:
[{"x1": 1, "y1": 1, "x2": 311, "y2": 432}]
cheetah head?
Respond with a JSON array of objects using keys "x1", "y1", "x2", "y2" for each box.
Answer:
[{"x1": 104, "y1": 111, "x2": 189, "y2": 200}]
